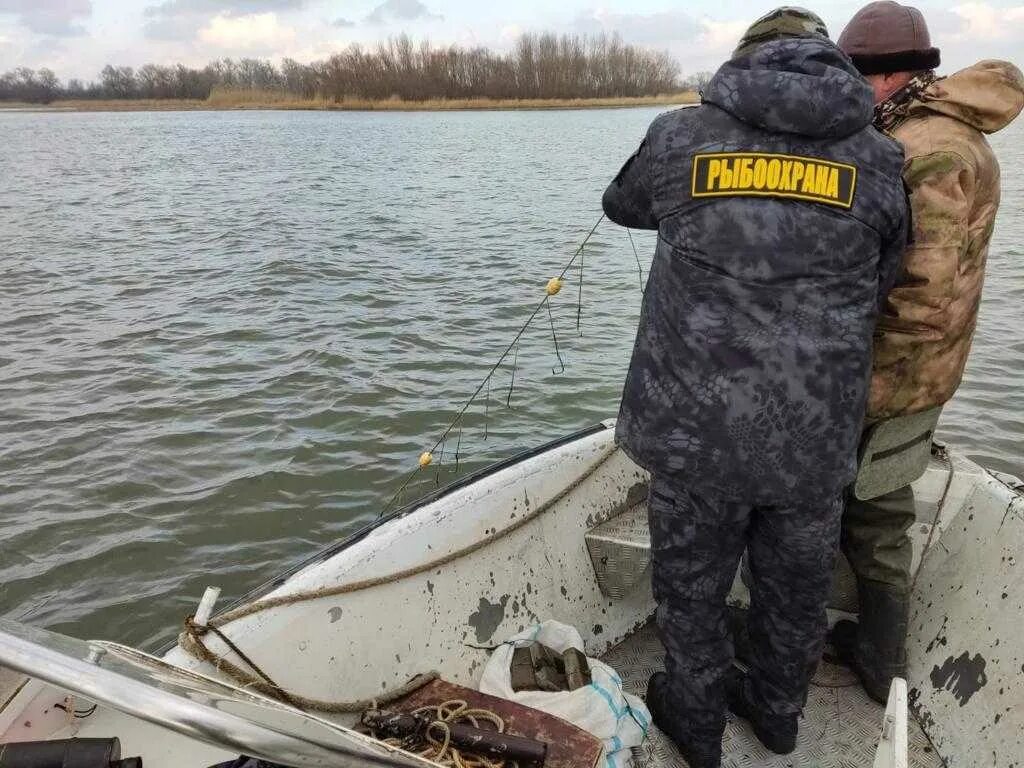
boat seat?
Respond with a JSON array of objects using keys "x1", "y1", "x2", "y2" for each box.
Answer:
[
  {"x1": 585, "y1": 500, "x2": 651, "y2": 600},
  {"x1": 585, "y1": 498, "x2": 860, "y2": 611}
]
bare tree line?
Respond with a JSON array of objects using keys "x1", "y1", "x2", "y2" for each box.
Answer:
[{"x1": 0, "y1": 33, "x2": 698, "y2": 104}]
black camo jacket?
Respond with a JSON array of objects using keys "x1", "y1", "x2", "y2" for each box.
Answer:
[{"x1": 604, "y1": 37, "x2": 909, "y2": 505}]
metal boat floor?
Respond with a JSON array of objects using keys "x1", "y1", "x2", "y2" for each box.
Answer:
[{"x1": 601, "y1": 622, "x2": 944, "y2": 768}]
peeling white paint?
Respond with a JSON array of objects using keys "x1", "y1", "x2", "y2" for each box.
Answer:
[{"x1": 908, "y1": 468, "x2": 1024, "y2": 767}]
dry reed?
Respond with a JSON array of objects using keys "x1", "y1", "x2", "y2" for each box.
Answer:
[{"x1": 4, "y1": 89, "x2": 699, "y2": 113}]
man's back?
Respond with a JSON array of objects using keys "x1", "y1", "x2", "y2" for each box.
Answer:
[
  {"x1": 870, "y1": 60, "x2": 1024, "y2": 418},
  {"x1": 605, "y1": 37, "x2": 908, "y2": 505},
  {"x1": 603, "y1": 13, "x2": 912, "y2": 765}
]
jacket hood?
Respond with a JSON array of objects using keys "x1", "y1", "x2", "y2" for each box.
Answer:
[
  {"x1": 911, "y1": 60, "x2": 1024, "y2": 134},
  {"x1": 703, "y1": 37, "x2": 875, "y2": 139}
]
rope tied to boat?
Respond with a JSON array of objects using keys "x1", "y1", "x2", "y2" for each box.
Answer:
[
  {"x1": 183, "y1": 616, "x2": 305, "y2": 709},
  {"x1": 363, "y1": 699, "x2": 513, "y2": 768},
  {"x1": 181, "y1": 615, "x2": 439, "y2": 713}
]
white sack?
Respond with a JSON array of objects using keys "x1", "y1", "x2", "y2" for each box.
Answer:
[{"x1": 479, "y1": 621, "x2": 650, "y2": 768}]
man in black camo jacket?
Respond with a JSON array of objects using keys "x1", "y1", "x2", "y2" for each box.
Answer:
[{"x1": 602, "y1": 8, "x2": 909, "y2": 766}]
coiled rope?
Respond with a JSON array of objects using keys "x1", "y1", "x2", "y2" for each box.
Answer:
[{"x1": 366, "y1": 700, "x2": 511, "y2": 768}]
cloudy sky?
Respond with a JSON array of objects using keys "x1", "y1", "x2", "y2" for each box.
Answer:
[{"x1": 1, "y1": 0, "x2": 1022, "y2": 82}]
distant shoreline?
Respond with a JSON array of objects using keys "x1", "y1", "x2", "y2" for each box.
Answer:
[{"x1": 0, "y1": 92, "x2": 699, "y2": 114}]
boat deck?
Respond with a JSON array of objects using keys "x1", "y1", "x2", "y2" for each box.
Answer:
[{"x1": 601, "y1": 622, "x2": 944, "y2": 768}]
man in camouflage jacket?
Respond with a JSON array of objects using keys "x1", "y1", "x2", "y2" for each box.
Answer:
[
  {"x1": 603, "y1": 8, "x2": 909, "y2": 766},
  {"x1": 835, "y1": 1, "x2": 1024, "y2": 703}
]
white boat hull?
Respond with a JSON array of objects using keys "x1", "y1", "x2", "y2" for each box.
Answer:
[{"x1": 2, "y1": 422, "x2": 1022, "y2": 767}]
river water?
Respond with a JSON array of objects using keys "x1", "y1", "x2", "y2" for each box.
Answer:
[{"x1": 1, "y1": 108, "x2": 1021, "y2": 650}]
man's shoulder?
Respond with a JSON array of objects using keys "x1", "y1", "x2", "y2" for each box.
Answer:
[
  {"x1": 649, "y1": 103, "x2": 702, "y2": 128},
  {"x1": 645, "y1": 103, "x2": 720, "y2": 148},
  {"x1": 894, "y1": 112, "x2": 990, "y2": 169}
]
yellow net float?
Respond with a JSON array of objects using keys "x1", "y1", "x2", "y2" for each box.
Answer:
[
  {"x1": 418, "y1": 452, "x2": 434, "y2": 468},
  {"x1": 545, "y1": 277, "x2": 563, "y2": 296}
]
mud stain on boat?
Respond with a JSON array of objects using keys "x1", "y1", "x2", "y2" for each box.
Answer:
[
  {"x1": 625, "y1": 480, "x2": 649, "y2": 507},
  {"x1": 930, "y1": 651, "x2": 988, "y2": 706},
  {"x1": 908, "y1": 686, "x2": 937, "y2": 732},
  {"x1": 468, "y1": 595, "x2": 510, "y2": 642},
  {"x1": 926, "y1": 615, "x2": 949, "y2": 653}
]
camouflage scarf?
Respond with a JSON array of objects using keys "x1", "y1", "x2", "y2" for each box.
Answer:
[{"x1": 873, "y1": 72, "x2": 941, "y2": 133}]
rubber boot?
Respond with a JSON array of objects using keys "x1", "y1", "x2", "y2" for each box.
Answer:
[
  {"x1": 725, "y1": 667, "x2": 798, "y2": 755},
  {"x1": 829, "y1": 580, "x2": 909, "y2": 704},
  {"x1": 726, "y1": 606, "x2": 751, "y2": 666},
  {"x1": 646, "y1": 673, "x2": 723, "y2": 768}
]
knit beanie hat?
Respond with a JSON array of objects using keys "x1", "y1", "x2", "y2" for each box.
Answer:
[
  {"x1": 838, "y1": 1, "x2": 941, "y2": 75},
  {"x1": 734, "y1": 7, "x2": 830, "y2": 58}
]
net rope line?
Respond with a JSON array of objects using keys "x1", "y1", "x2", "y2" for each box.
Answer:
[{"x1": 380, "y1": 213, "x2": 607, "y2": 517}]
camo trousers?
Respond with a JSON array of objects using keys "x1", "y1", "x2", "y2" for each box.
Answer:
[{"x1": 647, "y1": 476, "x2": 844, "y2": 739}]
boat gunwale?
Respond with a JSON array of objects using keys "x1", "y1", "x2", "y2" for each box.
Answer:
[{"x1": 155, "y1": 421, "x2": 612, "y2": 654}]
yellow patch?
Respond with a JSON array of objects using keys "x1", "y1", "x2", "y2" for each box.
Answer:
[{"x1": 692, "y1": 152, "x2": 857, "y2": 209}]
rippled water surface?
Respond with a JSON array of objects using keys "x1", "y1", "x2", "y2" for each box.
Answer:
[{"x1": 1, "y1": 109, "x2": 1021, "y2": 649}]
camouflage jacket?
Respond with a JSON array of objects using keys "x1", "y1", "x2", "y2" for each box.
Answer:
[
  {"x1": 604, "y1": 38, "x2": 909, "y2": 505},
  {"x1": 868, "y1": 61, "x2": 1024, "y2": 419}
]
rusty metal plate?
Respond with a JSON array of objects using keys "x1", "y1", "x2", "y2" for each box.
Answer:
[{"x1": 387, "y1": 678, "x2": 604, "y2": 768}]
